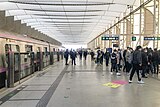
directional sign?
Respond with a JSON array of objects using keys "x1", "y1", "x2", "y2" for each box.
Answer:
[
  {"x1": 102, "y1": 37, "x2": 119, "y2": 40},
  {"x1": 132, "y1": 37, "x2": 136, "y2": 41},
  {"x1": 144, "y1": 37, "x2": 160, "y2": 40}
]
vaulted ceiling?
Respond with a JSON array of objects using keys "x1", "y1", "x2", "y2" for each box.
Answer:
[{"x1": 0, "y1": 0, "x2": 136, "y2": 45}]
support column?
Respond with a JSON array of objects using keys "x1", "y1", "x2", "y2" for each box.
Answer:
[
  {"x1": 2, "y1": 16, "x2": 15, "y2": 31},
  {"x1": 0, "y1": 11, "x2": 6, "y2": 28},
  {"x1": 123, "y1": 13, "x2": 126, "y2": 49}
]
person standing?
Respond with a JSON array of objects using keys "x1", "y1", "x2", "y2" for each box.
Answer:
[
  {"x1": 78, "y1": 49, "x2": 83, "y2": 60},
  {"x1": 104, "y1": 49, "x2": 110, "y2": 66},
  {"x1": 99, "y1": 50, "x2": 104, "y2": 65},
  {"x1": 152, "y1": 48, "x2": 159, "y2": 74},
  {"x1": 125, "y1": 48, "x2": 133, "y2": 75},
  {"x1": 90, "y1": 50, "x2": 95, "y2": 61},
  {"x1": 141, "y1": 48, "x2": 148, "y2": 78},
  {"x1": 83, "y1": 50, "x2": 88, "y2": 60},
  {"x1": 64, "y1": 49, "x2": 69, "y2": 65},
  {"x1": 60, "y1": 50, "x2": 63, "y2": 60},
  {"x1": 96, "y1": 50, "x2": 101, "y2": 65},
  {"x1": 57, "y1": 49, "x2": 60, "y2": 61},
  {"x1": 129, "y1": 46, "x2": 144, "y2": 84},
  {"x1": 110, "y1": 49, "x2": 118, "y2": 75},
  {"x1": 70, "y1": 50, "x2": 77, "y2": 65},
  {"x1": 147, "y1": 49, "x2": 153, "y2": 74},
  {"x1": 123, "y1": 47, "x2": 129, "y2": 72},
  {"x1": 117, "y1": 49, "x2": 122, "y2": 71}
]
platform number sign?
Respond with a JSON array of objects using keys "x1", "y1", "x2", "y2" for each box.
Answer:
[
  {"x1": 102, "y1": 37, "x2": 119, "y2": 40},
  {"x1": 132, "y1": 37, "x2": 136, "y2": 41}
]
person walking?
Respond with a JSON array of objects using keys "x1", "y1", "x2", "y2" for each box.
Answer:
[
  {"x1": 64, "y1": 49, "x2": 70, "y2": 65},
  {"x1": 129, "y1": 46, "x2": 144, "y2": 84}
]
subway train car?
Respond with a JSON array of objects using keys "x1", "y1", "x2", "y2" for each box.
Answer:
[{"x1": 0, "y1": 31, "x2": 62, "y2": 89}]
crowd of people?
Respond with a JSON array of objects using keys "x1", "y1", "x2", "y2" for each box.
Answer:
[{"x1": 64, "y1": 46, "x2": 160, "y2": 84}]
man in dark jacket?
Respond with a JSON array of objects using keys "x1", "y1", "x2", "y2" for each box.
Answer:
[
  {"x1": 83, "y1": 50, "x2": 88, "y2": 60},
  {"x1": 152, "y1": 48, "x2": 159, "y2": 74},
  {"x1": 90, "y1": 50, "x2": 95, "y2": 61},
  {"x1": 78, "y1": 50, "x2": 83, "y2": 60},
  {"x1": 110, "y1": 49, "x2": 118, "y2": 74},
  {"x1": 100, "y1": 50, "x2": 104, "y2": 65},
  {"x1": 123, "y1": 47, "x2": 129, "y2": 72},
  {"x1": 141, "y1": 48, "x2": 148, "y2": 78},
  {"x1": 57, "y1": 49, "x2": 60, "y2": 61},
  {"x1": 129, "y1": 46, "x2": 144, "y2": 84},
  {"x1": 64, "y1": 49, "x2": 69, "y2": 65},
  {"x1": 117, "y1": 49, "x2": 122, "y2": 71},
  {"x1": 70, "y1": 50, "x2": 77, "y2": 65},
  {"x1": 104, "y1": 49, "x2": 110, "y2": 66}
]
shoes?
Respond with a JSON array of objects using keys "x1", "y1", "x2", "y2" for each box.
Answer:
[
  {"x1": 116, "y1": 72, "x2": 121, "y2": 76},
  {"x1": 65, "y1": 64, "x2": 69, "y2": 65},
  {"x1": 129, "y1": 80, "x2": 132, "y2": 83},
  {"x1": 142, "y1": 76, "x2": 148, "y2": 78},
  {"x1": 138, "y1": 80, "x2": 145, "y2": 84},
  {"x1": 110, "y1": 72, "x2": 113, "y2": 75}
]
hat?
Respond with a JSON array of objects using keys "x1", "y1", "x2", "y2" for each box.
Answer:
[{"x1": 136, "y1": 46, "x2": 142, "y2": 50}]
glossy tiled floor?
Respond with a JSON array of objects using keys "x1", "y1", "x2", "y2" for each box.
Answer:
[{"x1": 1, "y1": 56, "x2": 160, "y2": 107}]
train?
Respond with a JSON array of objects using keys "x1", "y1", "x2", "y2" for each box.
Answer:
[{"x1": 0, "y1": 30, "x2": 63, "y2": 89}]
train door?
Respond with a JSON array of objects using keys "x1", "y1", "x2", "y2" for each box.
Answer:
[
  {"x1": 43, "y1": 47, "x2": 50, "y2": 68},
  {"x1": 20, "y1": 45, "x2": 34, "y2": 79},
  {"x1": 14, "y1": 52, "x2": 21, "y2": 83},
  {"x1": 0, "y1": 50, "x2": 7, "y2": 89},
  {"x1": 50, "y1": 50, "x2": 54, "y2": 65},
  {"x1": 53, "y1": 48, "x2": 55, "y2": 63},
  {"x1": 36, "y1": 47, "x2": 43, "y2": 71},
  {"x1": 30, "y1": 52, "x2": 35, "y2": 73},
  {"x1": 5, "y1": 44, "x2": 21, "y2": 87}
]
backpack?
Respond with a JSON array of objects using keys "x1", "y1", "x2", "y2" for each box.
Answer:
[{"x1": 111, "y1": 53, "x2": 117, "y2": 64}]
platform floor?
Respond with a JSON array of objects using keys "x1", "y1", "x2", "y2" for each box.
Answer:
[{"x1": 1, "y1": 56, "x2": 160, "y2": 107}]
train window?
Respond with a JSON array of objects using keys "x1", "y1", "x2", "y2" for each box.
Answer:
[
  {"x1": 37, "y1": 47, "x2": 41, "y2": 52},
  {"x1": 16, "y1": 45, "x2": 20, "y2": 52},
  {"x1": 5, "y1": 44, "x2": 20, "y2": 52},
  {"x1": 25, "y1": 45, "x2": 32, "y2": 53},
  {"x1": 44, "y1": 47, "x2": 48, "y2": 56},
  {"x1": 11, "y1": 45, "x2": 20, "y2": 52},
  {"x1": 53, "y1": 48, "x2": 55, "y2": 55},
  {"x1": 5, "y1": 44, "x2": 11, "y2": 53}
]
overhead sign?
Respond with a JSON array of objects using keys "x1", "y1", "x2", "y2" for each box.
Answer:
[
  {"x1": 132, "y1": 37, "x2": 136, "y2": 41},
  {"x1": 144, "y1": 37, "x2": 160, "y2": 40},
  {"x1": 101, "y1": 37, "x2": 119, "y2": 40},
  {"x1": 113, "y1": 44, "x2": 119, "y2": 47}
]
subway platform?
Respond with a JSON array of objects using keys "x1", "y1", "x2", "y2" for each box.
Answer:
[{"x1": 0, "y1": 57, "x2": 160, "y2": 107}]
